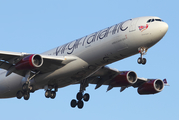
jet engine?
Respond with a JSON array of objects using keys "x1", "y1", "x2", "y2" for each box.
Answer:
[
  {"x1": 110, "y1": 71, "x2": 137, "y2": 87},
  {"x1": 138, "y1": 79, "x2": 164, "y2": 95},
  {"x1": 15, "y1": 54, "x2": 43, "y2": 70}
]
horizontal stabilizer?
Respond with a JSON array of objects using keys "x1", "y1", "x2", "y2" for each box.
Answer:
[{"x1": 163, "y1": 79, "x2": 169, "y2": 86}]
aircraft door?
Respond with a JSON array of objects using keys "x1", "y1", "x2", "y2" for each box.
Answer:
[{"x1": 129, "y1": 18, "x2": 139, "y2": 32}]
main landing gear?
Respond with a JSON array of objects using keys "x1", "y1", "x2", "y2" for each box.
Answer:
[
  {"x1": 71, "y1": 92, "x2": 90, "y2": 109},
  {"x1": 16, "y1": 71, "x2": 39, "y2": 100},
  {"x1": 16, "y1": 82, "x2": 35, "y2": 100},
  {"x1": 45, "y1": 86, "x2": 58, "y2": 99},
  {"x1": 70, "y1": 79, "x2": 90, "y2": 109},
  {"x1": 137, "y1": 47, "x2": 148, "y2": 65}
]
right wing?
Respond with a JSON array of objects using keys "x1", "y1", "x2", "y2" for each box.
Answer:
[{"x1": 87, "y1": 66, "x2": 167, "y2": 95}]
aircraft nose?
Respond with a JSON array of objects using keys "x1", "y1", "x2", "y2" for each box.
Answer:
[
  {"x1": 151, "y1": 22, "x2": 168, "y2": 44},
  {"x1": 160, "y1": 22, "x2": 168, "y2": 35}
]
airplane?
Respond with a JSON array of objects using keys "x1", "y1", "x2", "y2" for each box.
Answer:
[{"x1": 0, "y1": 16, "x2": 168, "y2": 109}]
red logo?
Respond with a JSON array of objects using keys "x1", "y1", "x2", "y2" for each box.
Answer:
[{"x1": 138, "y1": 24, "x2": 149, "y2": 32}]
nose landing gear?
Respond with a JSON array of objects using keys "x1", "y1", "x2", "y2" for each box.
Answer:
[{"x1": 137, "y1": 47, "x2": 148, "y2": 65}]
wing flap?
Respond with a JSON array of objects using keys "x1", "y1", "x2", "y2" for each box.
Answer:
[{"x1": 0, "y1": 61, "x2": 12, "y2": 70}]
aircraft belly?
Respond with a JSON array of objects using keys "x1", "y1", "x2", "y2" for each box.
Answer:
[
  {"x1": 0, "y1": 72, "x2": 23, "y2": 98},
  {"x1": 0, "y1": 82, "x2": 9, "y2": 94},
  {"x1": 34, "y1": 67, "x2": 102, "y2": 90},
  {"x1": 33, "y1": 57, "x2": 102, "y2": 89}
]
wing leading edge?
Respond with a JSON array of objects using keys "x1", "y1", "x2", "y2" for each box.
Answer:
[
  {"x1": 0, "y1": 51, "x2": 77, "y2": 77},
  {"x1": 87, "y1": 66, "x2": 167, "y2": 95}
]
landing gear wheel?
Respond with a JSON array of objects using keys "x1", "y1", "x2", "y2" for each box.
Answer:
[
  {"x1": 137, "y1": 58, "x2": 142, "y2": 64},
  {"x1": 77, "y1": 100, "x2": 84, "y2": 109},
  {"x1": 16, "y1": 91, "x2": 23, "y2": 99},
  {"x1": 24, "y1": 92, "x2": 30, "y2": 100},
  {"x1": 45, "y1": 90, "x2": 51, "y2": 98},
  {"x1": 50, "y1": 91, "x2": 56, "y2": 99},
  {"x1": 30, "y1": 85, "x2": 35, "y2": 93},
  {"x1": 76, "y1": 92, "x2": 83, "y2": 100},
  {"x1": 142, "y1": 58, "x2": 146, "y2": 65},
  {"x1": 137, "y1": 57, "x2": 147, "y2": 65},
  {"x1": 83, "y1": 93, "x2": 90, "y2": 102},
  {"x1": 71, "y1": 99, "x2": 77, "y2": 108},
  {"x1": 22, "y1": 83, "x2": 29, "y2": 91}
]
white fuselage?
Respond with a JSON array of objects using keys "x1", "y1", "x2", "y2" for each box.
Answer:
[{"x1": 0, "y1": 16, "x2": 168, "y2": 98}]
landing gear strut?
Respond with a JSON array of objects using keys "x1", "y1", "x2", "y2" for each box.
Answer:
[
  {"x1": 70, "y1": 79, "x2": 90, "y2": 109},
  {"x1": 137, "y1": 47, "x2": 148, "y2": 65}
]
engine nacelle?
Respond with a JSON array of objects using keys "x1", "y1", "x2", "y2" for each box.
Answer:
[
  {"x1": 138, "y1": 79, "x2": 164, "y2": 95},
  {"x1": 15, "y1": 54, "x2": 43, "y2": 70},
  {"x1": 110, "y1": 71, "x2": 137, "y2": 87}
]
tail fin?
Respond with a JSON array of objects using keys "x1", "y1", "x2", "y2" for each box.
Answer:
[{"x1": 163, "y1": 79, "x2": 169, "y2": 86}]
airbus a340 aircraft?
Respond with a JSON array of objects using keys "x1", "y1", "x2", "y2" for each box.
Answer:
[{"x1": 0, "y1": 16, "x2": 168, "y2": 109}]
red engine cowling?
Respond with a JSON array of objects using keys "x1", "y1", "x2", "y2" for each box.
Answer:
[
  {"x1": 15, "y1": 54, "x2": 43, "y2": 70},
  {"x1": 110, "y1": 71, "x2": 137, "y2": 87},
  {"x1": 138, "y1": 79, "x2": 164, "y2": 95}
]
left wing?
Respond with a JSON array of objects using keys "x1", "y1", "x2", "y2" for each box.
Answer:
[
  {"x1": 87, "y1": 66, "x2": 167, "y2": 95},
  {"x1": 0, "y1": 51, "x2": 77, "y2": 77}
]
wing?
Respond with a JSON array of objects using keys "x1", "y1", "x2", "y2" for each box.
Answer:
[
  {"x1": 0, "y1": 51, "x2": 77, "y2": 77},
  {"x1": 87, "y1": 66, "x2": 165, "y2": 95}
]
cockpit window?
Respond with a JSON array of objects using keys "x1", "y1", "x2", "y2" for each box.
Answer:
[
  {"x1": 155, "y1": 19, "x2": 162, "y2": 21},
  {"x1": 147, "y1": 19, "x2": 151, "y2": 23},
  {"x1": 147, "y1": 18, "x2": 163, "y2": 23}
]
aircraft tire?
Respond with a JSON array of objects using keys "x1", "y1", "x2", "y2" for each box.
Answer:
[
  {"x1": 77, "y1": 100, "x2": 84, "y2": 109},
  {"x1": 24, "y1": 92, "x2": 30, "y2": 100},
  {"x1": 137, "y1": 58, "x2": 142, "y2": 64},
  {"x1": 16, "y1": 91, "x2": 23, "y2": 99},
  {"x1": 142, "y1": 58, "x2": 147, "y2": 65},
  {"x1": 50, "y1": 91, "x2": 56, "y2": 99},
  {"x1": 71, "y1": 99, "x2": 77, "y2": 108},
  {"x1": 76, "y1": 92, "x2": 83, "y2": 100},
  {"x1": 45, "y1": 90, "x2": 51, "y2": 98},
  {"x1": 30, "y1": 85, "x2": 35, "y2": 93},
  {"x1": 83, "y1": 93, "x2": 90, "y2": 102},
  {"x1": 22, "y1": 83, "x2": 29, "y2": 91}
]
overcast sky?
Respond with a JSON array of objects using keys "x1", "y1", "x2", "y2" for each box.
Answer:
[{"x1": 0, "y1": 1, "x2": 178, "y2": 120}]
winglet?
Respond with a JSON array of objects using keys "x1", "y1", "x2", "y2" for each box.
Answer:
[{"x1": 163, "y1": 79, "x2": 169, "y2": 86}]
